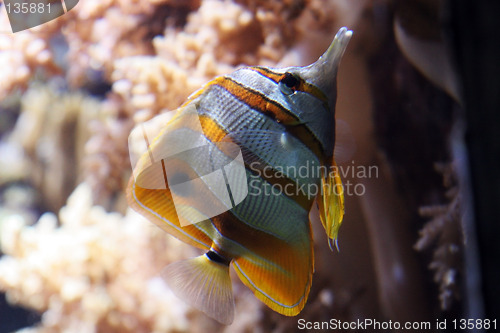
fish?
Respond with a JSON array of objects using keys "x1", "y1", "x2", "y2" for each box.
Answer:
[{"x1": 126, "y1": 27, "x2": 352, "y2": 325}]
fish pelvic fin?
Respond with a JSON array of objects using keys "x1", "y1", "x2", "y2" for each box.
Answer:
[
  {"x1": 317, "y1": 159, "x2": 345, "y2": 251},
  {"x1": 161, "y1": 254, "x2": 235, "y2": 325}
]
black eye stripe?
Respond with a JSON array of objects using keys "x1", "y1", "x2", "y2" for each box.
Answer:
[{"x1": 280, "y1": 72, "x2": 299, "y2": 88}]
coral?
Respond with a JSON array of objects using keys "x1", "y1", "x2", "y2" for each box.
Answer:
[
  {"x1": 415, "y1": 163, "x2": 463, "y2": 310},
  {"x1": 0, "y1": 32, "x2": 59, "y2": 100},
  {"x1": 1, "y1": 0, "x2": 350, "y2": 212},
  {"x1": 83, "y1": 95, "x2": 134, "y2": 208},
  {"x1": 84, "y1": 0, "x2": 349, "y2": 207},
  {"x1": 111, "y1": 0, "x2": 311, "y2": 119},
  {"x1": 0, "y1": 0, "x2": 65, "y2": 100},
  {"x1": 62, "y1": 0, "x2": 178, "y2": 85},
  {"x1": 10, "y1": 84, "x2": 101, "y2": 212},
  {"x1": 0, "y1": 0, "x2": 201, "y2": 96},
  {"x1": 0, "y1": 1, "x2": 361, "y2": 330},
  {"x1": 2, "y1": 0, "x2": 467, "y2": 331},
  {"x1": 0, "y1": 183, "x2": 264, "y2": 332}
]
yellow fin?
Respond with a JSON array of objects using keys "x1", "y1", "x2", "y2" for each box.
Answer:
[
  {"x1": 232, "y1": 226, "x2": 313, "y2": 316},
  {"x1": 317, "y1": 160, "x2": 345, "y2": 251},
  {"x1": 162, "y1": 255, "x2": 235, "y2": 325},
  {"x1": 126, "y1": 102, "x2": 230, "y2": 250},
  {"x1": 127, "y1": 177, "x2": 212, "y2": 250}
]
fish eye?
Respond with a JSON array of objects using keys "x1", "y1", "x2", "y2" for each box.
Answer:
[{"x1": 279, "y1": 72, "x2": 300, "y2": 95}]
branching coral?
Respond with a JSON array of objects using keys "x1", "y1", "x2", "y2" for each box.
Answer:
[
  {"x1": 62, "y1": 0, "x2": 187, "y2": 85},
  {"x1": 0, "y1": 183, "x2": 264, "y2": 332},
  {"x1": 0, "y1": 0, "x2": 438, "y2": 331},
  {"x1": 0, "y1": 0, "x2": 66, "y2": 99},
  {"x1": 83, "y1": 96, "x2": 134, "y2": 208},
  {"x1": 415, "y1": 163, "x2": 463, "y2": 310},
  {"x1": 85, "y1": 0, "x2": 350, "y2": 207},
  {"x1": 0, "y1": 32, "x2": 59, "y2": 100},
  {"x1": 10, "y1": 84, "x2": 101, "y2": 212},
  {"x1": 111, "y1": 0, "x2": 311, "y2": 119},
  {"x1": 2, "y1": 0, "x2": 353, "y2": 211}
]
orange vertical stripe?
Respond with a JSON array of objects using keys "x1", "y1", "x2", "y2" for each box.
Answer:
[{"x1": 213, "y1": 77, "x2": 325, "y2": 161}]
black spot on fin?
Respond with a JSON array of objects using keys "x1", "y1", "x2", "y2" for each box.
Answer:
[{"x1": 206, "y1": 250, "x2": 231, "y2": 266}]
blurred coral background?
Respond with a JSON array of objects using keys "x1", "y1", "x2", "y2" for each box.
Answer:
[{"x1": 1, "y1": 0, "x2": 499, "y2": 332}]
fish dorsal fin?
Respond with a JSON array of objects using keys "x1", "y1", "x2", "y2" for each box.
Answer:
[
  {"x1": 162, "y1": 255, "x2": 235, "y2": 325},
  {"x1": 127, "y1": 104, "x2": 233, "y2": 250},
  {"x1": 316, "y1": 159, "x2": 345, "y2": 251}
]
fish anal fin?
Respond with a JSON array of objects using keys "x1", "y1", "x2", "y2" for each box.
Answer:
[
  {"x1": 232, "y1": 236, "x2": 313, "y2": 316},
  {"x1": 162, "y1": 255, "x2": 235, "y2": 325}
]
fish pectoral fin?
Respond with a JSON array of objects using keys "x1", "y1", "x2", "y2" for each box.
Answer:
[
  {"x1": 317, "y1": 159, "x2": 345, "y2": 251},
  {"x1": 161, "y1": 255, "x2": 235, "y2": 325}
]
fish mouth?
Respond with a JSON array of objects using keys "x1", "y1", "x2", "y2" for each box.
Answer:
[
  {"x1": 297, "y1": 27, "x2": 353, "y2": 108},
  {"x1": 315, "y1": 27, "x2": 353, "y2": 79}
]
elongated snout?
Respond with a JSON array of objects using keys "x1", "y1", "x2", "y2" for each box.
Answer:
[{"x1": 297, "y1": 27, "x2": 353, "y2": 108}]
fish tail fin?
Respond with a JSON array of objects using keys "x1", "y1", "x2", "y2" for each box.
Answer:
[{"x1": 161, "y1": 255, "x2": 234, "y2": 325}]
